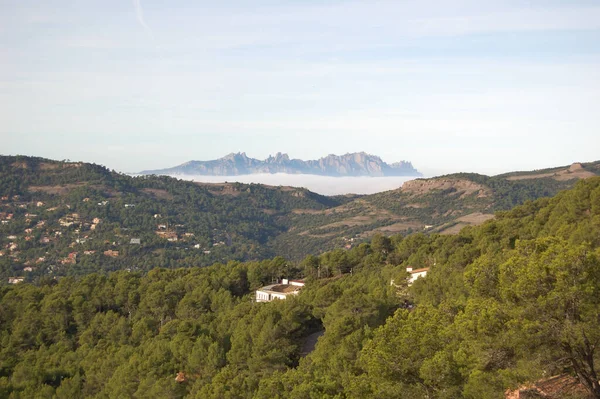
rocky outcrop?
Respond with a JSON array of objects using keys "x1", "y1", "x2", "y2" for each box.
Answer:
[
  {"x1": 505, "y1": 162, "x2": 597, "y2": 182},
  {"x1": 401, "y1": 178, "x2": 490, "y2": 198},
  {"x1": 141, "y1": 152, "x2": 421, "y2": 177}
]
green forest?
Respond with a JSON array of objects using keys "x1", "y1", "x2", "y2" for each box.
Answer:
[
  {"x1": 1, "y1": 176, "x2": 600, "y2": 398},
  {"x1": 0, "y1": 155, "x2": 350, "y2": 281}
]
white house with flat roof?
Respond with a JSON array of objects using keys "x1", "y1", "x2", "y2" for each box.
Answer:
[
  {"x1": 406, "y1": 267, "x2": 429, "y2": 285},
  {"x1": 256, "y1": 279, "x2": 305, "y2": 302}
]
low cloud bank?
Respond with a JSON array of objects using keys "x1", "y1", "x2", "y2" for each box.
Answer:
[{"x1": 172, "y1": 174, "x2": 419, "y2": 195}]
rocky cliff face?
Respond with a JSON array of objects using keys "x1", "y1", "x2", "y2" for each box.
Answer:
[
  {"x1": 141, "y1": 152, "x2": 422, "y2": 177},
  {"x1": 401, "y1": 178, "x2": 490, "y2": 198}
]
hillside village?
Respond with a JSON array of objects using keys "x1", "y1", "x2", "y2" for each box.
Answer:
[
  {"x1": 0, "y1": 193, "x2": 232, "y2": 282},
  {"x1": 0, "y1": 155, "x2": 355, "y2": 282}
]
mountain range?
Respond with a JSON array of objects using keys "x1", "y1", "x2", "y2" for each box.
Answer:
[{"x1": 140, "y1": 152, "x2": 422, "y2": 177}]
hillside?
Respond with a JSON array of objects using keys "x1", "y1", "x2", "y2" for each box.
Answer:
[
  {"x1": 140, "y1": 152, "x2": 422, "y2": 177},
  {"x1": 272, "y1": 161, "x2": 600, "y2": 258},
  {"x1": 1, "y1": 155, "x2": 599, "y2": 281},
  {"x1": 0, "y1": 156, "x2": 351, "y2": 281},
  {"x1": 1, "y1": 177, "x2": 599, "y2": 398}
]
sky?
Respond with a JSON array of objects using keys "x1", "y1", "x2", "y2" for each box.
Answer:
[{"x1": 1, "y1": 0, "x2": 599, "y2": 177}]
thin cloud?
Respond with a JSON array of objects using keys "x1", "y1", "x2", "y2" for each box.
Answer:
[{"x1": 132, "y1": 0, "x2": 154, "y2": 40}]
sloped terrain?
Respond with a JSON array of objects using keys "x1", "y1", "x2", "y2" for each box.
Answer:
[
  {"x1": 2, "y1": 156, "x2": 599, "y2": 280},
  {"x1": 272, "y1": 162, "x2": 600, "y2": 258},
  {"x1": 2, "y1": 178, "x2": 600, "y2": 398},
  {"x1": 0, "y1": 156, "x2": 348, "y2": 280}
]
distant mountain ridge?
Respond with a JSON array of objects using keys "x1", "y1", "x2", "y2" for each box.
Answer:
[{"x1": 140, "y1": 152, "x2": 422, "y2": 177}]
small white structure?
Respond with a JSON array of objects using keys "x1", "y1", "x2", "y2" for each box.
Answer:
[
  {"x1": 406, "y1": 267, "x2": 429, "y2": 285},
  {"x1": 256, "y1": 279, "x2": 305, "y2": 302},
  {"x1": 8, "y1": 277, "x2": 25, "y2": 284}
]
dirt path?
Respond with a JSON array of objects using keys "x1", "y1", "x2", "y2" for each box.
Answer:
[{"x1": 300, "y1": 330, "x2": 325, "y2": 357}]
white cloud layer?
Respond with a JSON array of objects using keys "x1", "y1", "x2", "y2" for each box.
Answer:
[{"x1": 170, "y1": 174, "x2": 418, "y2": 196}]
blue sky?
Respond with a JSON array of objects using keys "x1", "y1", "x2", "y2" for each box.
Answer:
[{"x1": 2, "y1": 0, "x2": 599, "y2": 176}]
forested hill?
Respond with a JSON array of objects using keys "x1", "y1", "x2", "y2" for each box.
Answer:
[
  {"x1": 1, "y1": 177, "x2": 599, "y2": 398},
  {"x1": 271, "y1": 160, "x2": 600, "y2": 258},
  {"x1": 2, "y1": 155, "x2": 600, "y2": 281},
  {"x1": 0, "y1": 155, "x2": 351, "y2": 281}
]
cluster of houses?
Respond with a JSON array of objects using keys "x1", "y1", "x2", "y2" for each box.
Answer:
[
  {"x1": 1, "y1": 197, "x2": 120, "y2": 281},
  {"x1": 3, "y1": 193, "x2": 435, "y2": 288},
  {"x1": 154, "y1": 221, "x2": 227, "y2": 250},
  {"x1": 2, "y1": 194, "x2": 236, "y2": 283}
]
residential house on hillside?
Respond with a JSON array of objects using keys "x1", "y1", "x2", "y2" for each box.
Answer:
[
  {"x1": 61, "y1": 252, "x2": 78, "y2": 265},
  {"x1": 256, "y1": 279, "x2": 305, "y2": 302},
  {"x1": 156, "y1": 230, "x2": 178, "y2": 241},
  {"x1": 504, "y1": 374, "x2": 591, "y2": 399},
  {"x1": 407, "y1": 267, "x2": 429, "y2": 285}
]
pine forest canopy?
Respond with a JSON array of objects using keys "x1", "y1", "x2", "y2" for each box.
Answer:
[{"x1": 0, "y1": 175, "x2": 599, "y2": 397}]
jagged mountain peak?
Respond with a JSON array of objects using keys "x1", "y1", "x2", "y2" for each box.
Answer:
[{"x1": 140, "y1": 152, "x2": 422, "y2": 177}]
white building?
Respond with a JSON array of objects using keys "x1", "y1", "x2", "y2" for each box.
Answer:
[
  {"x1": 406, "y1": 267, "x2": 429, "y2": 285},
  {"x1": 256, "y1": 279, "x2": 305, "y2": 302}
]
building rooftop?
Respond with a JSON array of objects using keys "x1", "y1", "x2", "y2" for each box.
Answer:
[
  {"x1": 259, "y1": 284, "x2": 301, "y2": 294},
  {"x1": 256, "y1": 278, "x2": 306, "y2": 302},
  {"x1": 407, "y1": 267, "x2": 430, "y2": 274}
]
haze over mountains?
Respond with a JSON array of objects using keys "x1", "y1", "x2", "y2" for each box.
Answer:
[{"x1": 140, "y1": 152, "x2": 421, "y2": 177}]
